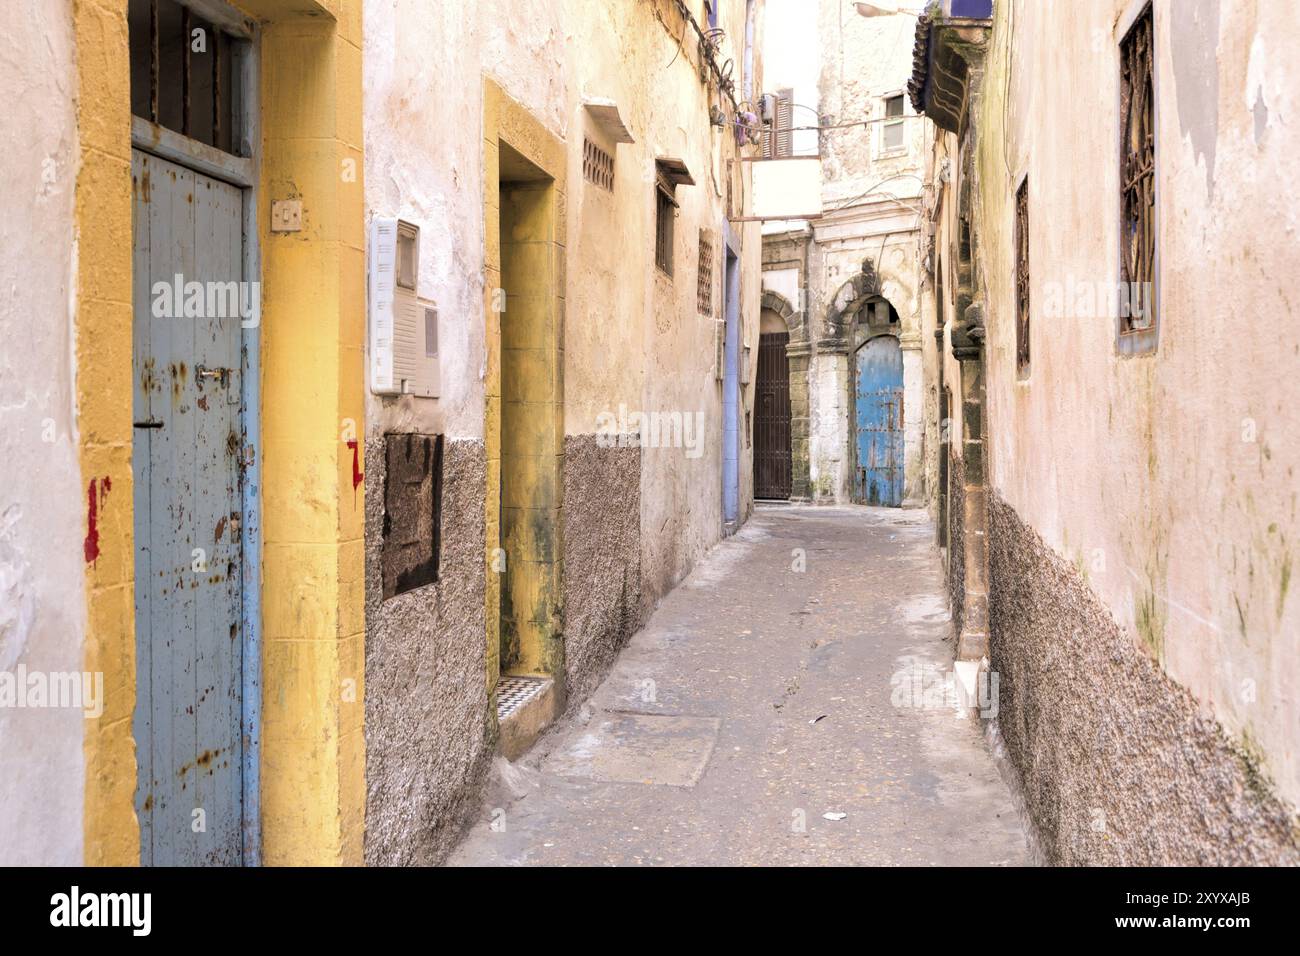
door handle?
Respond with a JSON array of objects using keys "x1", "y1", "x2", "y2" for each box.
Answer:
[{"x1": 133, "y1": 419, "x2": 164, "y2": 429}]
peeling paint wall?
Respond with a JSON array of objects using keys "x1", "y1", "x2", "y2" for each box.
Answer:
[
  {"x1": 0, "y1": 0, "x2": 85, "y2": 865},
  {"x1": 951, "y1": 0, "x2": 1300, "y2": 857}
]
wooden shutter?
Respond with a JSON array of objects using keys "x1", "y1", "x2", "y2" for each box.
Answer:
[{"x1": 774, "y1": 88, "x2": 794, "y2": 158}]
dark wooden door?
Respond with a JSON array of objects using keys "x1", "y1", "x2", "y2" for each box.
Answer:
[{"x1": 754, "y1": 331, "x2": 792, "y2": 499}]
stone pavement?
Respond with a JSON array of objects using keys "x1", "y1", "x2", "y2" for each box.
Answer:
[{"x1": 449, "y1": 505, "x2": 1030, "y2": 866}]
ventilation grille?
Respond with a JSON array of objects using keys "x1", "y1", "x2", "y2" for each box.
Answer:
[{"x1": 583, "y1": 138, "x2": 614, "y2": 191}]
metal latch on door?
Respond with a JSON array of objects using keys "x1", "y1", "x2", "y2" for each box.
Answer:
[
  {"x1": 197, "y1": 364, "x2": 240, "y2": 405},
  {"x1": 197, "y1": 365, "x2": 233, "y2": 386}
]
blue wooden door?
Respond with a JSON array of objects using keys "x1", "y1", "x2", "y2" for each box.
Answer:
[
  {"x1": 131, "y1": 150, "x2": 245, "y2": 865},
  {"x1": 854, "y1": 335, "x2": 904, "y2": 506}
]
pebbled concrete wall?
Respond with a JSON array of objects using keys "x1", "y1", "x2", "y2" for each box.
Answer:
[
  {"x1": 989, "y1": 493, "x2": 1300, "y2": 865},
  {"x1": 562, "y1": 436, "x2": 642, "y2": 708},
  {"x1": 363, "y1": 439, "x2": 490, "y2": 866},
  {"x1": 947, "y1": 452, "x2": 965, "y2": 636}
]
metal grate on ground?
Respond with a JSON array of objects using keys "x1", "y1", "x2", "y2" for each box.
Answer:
[{"x1": 497, "y1": 675, "x2": 548, "y2": 720}]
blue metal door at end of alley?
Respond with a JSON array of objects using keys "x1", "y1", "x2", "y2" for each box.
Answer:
[
  {"x1": 854, "y1": 335, "x2": 904, "y2": 507},
  {"x1": 131, "y1": 150, "x2": 245, "y2": 865}
]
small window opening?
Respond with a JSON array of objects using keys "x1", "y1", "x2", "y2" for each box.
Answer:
[
  {"x1": 697, "y1": 229, "x2": 715, "y2": 315},
  {"x1": 129, "y1": 0, "x2": 243, "y2": 155},
  {"x1": 1119, "y1": 4, "x2": 1157, "y2": 347},
  {"x1": 1015, "y1": 176, "x2": 1031, "y2": 374},
  {"x1": 882, "y1": 95, "x2": 906, "y2": 151}
]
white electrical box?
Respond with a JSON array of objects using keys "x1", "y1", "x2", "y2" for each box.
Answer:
[{"x1": 368, "y1": 217, "x2": 439, "y2": 397}]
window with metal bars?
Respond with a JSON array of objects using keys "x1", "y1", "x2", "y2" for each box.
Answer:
[
  {"x1": 1015, "y1": 176, "x2": 1030, "y2": 374},
  {"x1": 583, "y1": 138, "x2": 614, "y2": 191},
  {"x1": 697, "y1": 229, "x2": 714, "y2": 315},
  {"x1": 655, "y1": 168, "x2": 677, "y2": 276},
  {"x1": 128, "y1": 0, "x2": 244, "y2": 155},
  {"x1": 1119, "y1": 4, "x2": 1156, "y2": 350}
]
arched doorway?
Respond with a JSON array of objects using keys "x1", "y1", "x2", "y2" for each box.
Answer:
[
  {"x1": 754, "y1": 308, "x2": 792, "y2": 499},
  {"x1": 854, "y1": 334, "x2": 904, "y2": 506}
]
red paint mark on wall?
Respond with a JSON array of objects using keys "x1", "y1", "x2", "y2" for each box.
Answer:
[
  {"x1": 84, "y1": 476, "x2": 111, "y2": 564},
  {"x1": 347, "y1": 440, "x2": 364, "y2": 490}
]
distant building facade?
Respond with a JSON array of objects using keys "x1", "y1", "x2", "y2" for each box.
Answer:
[{"x1": 759, "y1": 1, "x2": 934, "y2": 507}]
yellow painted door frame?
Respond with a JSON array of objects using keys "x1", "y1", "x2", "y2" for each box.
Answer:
[
  {"x1": 74, "y1": 0, "x2": 366, "y2": 866},
  {"x1": 482, "y1": 79, "x2": 567, "y2": 708}
]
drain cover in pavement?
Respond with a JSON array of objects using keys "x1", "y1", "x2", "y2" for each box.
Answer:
[{"x1": 549, "y1": 713, "x2": 721, "y2": 787}]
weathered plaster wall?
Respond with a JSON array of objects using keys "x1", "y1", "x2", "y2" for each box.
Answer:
[
  {"x1": 361, "y1": 0, "x2": 568, "y2": 861},
  {"x1": 968, "y1": 0, "x2": 1300, "y2": 848},
  {"x1": 816, "y1": 0, "x2": 926, "y2": 208},
  {"x1": 632, "y1": 2, "x2": 763, "y2": 609},
  {"x1": 0, "y1": 0, "x2": 84, "y2": 866}
]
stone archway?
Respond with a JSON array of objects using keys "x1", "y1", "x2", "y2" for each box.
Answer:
[
  {"x1": 759, "y1": 288, "x2": 810, "y2": 499},
  {"x1": 825, "y1": 259, "x2": 884, "y2": 349}
]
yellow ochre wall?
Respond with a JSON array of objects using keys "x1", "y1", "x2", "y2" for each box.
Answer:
[
  {"x1": 74, "y1": 0, "x2": 366, "y2": 865},
  {"x1": 74, "y1": 0, "x2": 138, "y2": 867}
]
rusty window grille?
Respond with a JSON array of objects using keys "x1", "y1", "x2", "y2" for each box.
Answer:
[
  {"x1": 655, "y1": 168, "x2": 677, "y2": 276},
  {"x1": 1015, "y1": 176, "x2": 1030, "y2": 373},
  {"x1": 697, "y1": 229, "x2": 714, "y2": 315},
  {"x1": 1120, "y1": 5, "x2": 1156, "y2": 344},
  {"x1": 129, "y1": 0, "x2": 243, "y2": 155},
  {"x1": 583, "y1": 138, "x2": 614, "y2": 191}
]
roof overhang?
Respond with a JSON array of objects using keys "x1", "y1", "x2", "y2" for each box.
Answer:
[
  {"x1": 583, "y1": 97, "x2": 636, "y2": 144},
  {"x1": 907, "y1": 1, "x2": 994, "y2": 134},
  {"x1": 655, "y1": 158, "x2": 696, "y2": 187}
]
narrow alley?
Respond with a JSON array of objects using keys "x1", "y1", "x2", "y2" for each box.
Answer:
[
  {"x1": 3, "y1": 0, "x2": 1299, "y2": 911},
  {"x1": 450, "y1": 506, "x2": 1026, "y2": 866}
]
